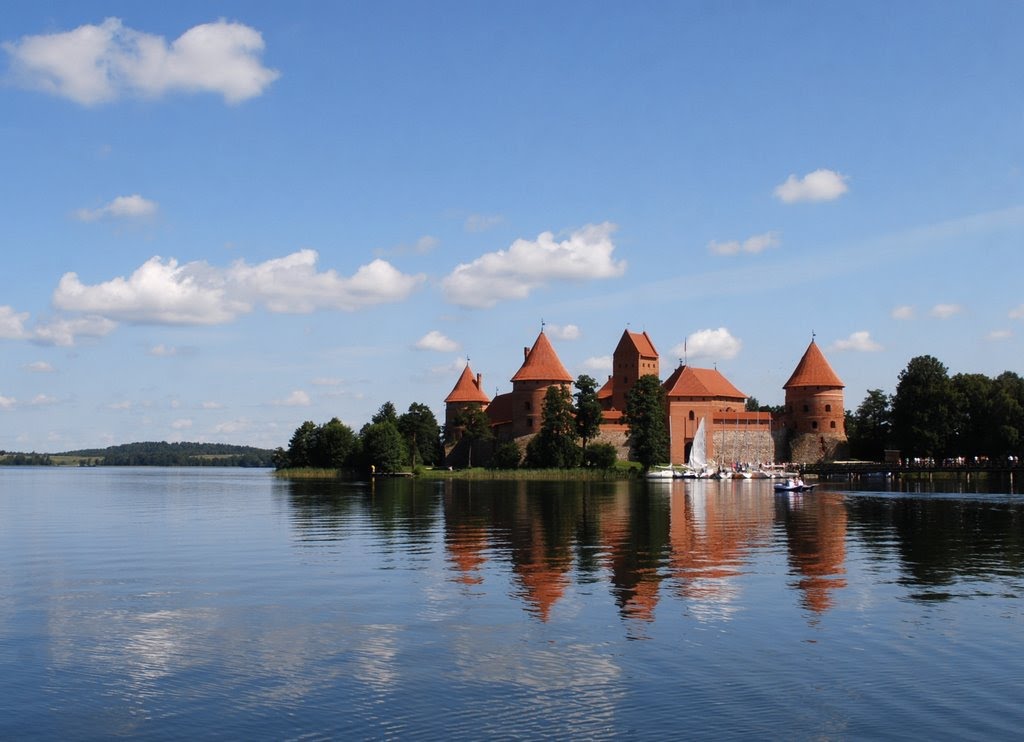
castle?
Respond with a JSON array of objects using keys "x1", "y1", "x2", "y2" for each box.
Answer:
[{"x1": 444, "y1": 329, "x2": 846, "y2": 466}]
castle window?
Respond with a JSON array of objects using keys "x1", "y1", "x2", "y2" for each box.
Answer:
[
  {"x1": 526, "y1": 417, "x2": 533, "y2": 428},
  {"x1": 689, "y1": 410, "x2": 695, "y2": 421},
  {"x1": 825, "y1": 404, "x2": 832, "y2": 412},
  {"x1": 830, "y1": 421, "x2": 836, "y2": 429},
  {"x1": 524, "y1": 401, "x2": 531, "y2": 411},
  {"x1": 812, "y1": 421, "x2": 818, "y2": 430},
  {"x1": 803, "y1": 404, "x2": 809, "y2": 412}
]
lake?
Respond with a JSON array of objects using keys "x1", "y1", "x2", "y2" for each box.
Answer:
[{"x1": 1, "y1": 468, "x2": 1022, "y2": 740}]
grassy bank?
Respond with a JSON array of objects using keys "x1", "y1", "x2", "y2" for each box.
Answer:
[{"x1": 275, "y1": 462, "x2": 641, "y2": 481}]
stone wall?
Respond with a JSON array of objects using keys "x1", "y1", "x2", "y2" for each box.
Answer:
[{"x1": 707, "y1": 428, "x2": 776, "y2": 466}]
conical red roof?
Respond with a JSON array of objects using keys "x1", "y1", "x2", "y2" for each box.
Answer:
[
  {"x1": 445, "y1": 364, "x2": 491, "y2": 403},
  {"x1": 510, "y1": 331, "x2": 573, "y2": 383},
  {"x1": 784, "y1": 340, "x2": 844, "y2": 389},
  {"x1": 663, "y1": 365, "x2": 746, "y2": 400}
]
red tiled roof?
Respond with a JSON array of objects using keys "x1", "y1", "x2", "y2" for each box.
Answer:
[
  {"x1": 616, "y1": 329, "x2": 658, "y2": 359},
  {"x1": 783, "y1": 340, "x2": 844, "y2": 389},
  {"x1": 485, "y1": 393, "x2": 514, "y2": 426},
  {"x1": 444, "y1": 364, "x2": 491, "y2": 404},
  {"x1": 662, "y1": 365, "x2": 746, "y2": 400},
  {"x1": 597, "y1": 376, "x2": 614, "y2": 400},
  {"x1": 510, "y1": 331, "x2": 573, "y2": 383}
]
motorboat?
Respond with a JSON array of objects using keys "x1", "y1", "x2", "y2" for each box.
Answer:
[{"x1": 773, "y1": 478, "x2": 816, "y2": 492}]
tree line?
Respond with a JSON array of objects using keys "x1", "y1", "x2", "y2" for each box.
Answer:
[
  {"x1": 846, "y1": 355, "x2": 1024, "y2": 461},
  {"x1": 278, "y1": 374, "x2": 675, "y2": 473}
]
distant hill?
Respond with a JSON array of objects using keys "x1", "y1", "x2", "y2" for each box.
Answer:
[{"x1": 57, "y1": 441, "x2": 276, "y2": 467}]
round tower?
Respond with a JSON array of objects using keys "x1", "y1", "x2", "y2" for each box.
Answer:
[{"x1": 782, "y1": 340, "x2": 847, "y2": 463}]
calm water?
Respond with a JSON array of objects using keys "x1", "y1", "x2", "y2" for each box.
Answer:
[{"x1": 1, "y1": 468, "x2": 1022, "y2": 740}]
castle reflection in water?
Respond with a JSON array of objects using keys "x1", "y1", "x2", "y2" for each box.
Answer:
[{"x1": 284, "y1": 478, "x2": 849, "y2": 625}]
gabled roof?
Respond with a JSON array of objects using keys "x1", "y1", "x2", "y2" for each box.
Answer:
[
  {"x1": 510, "y1": 331, "x2": 573, "y2": 383},
  {"x1": 662, "y1": 364, "x2": 746, "y2": 400},
  {"x1": 597, "y1": 375, "x2": 614, "y2": 400},
  {"x1": 615, "y1": 329, "x2": 658, "y2": 359},
  {"x1": 783, "y1": 340, "x2": 845, "y2": 389},
  {"x1": 444, "y1": 364, "x2": 491, "y2": 404}
]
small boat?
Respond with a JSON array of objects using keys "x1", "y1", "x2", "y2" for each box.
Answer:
[
  {"x1": 645, "y1": 466, "x2": 676, "y2": 480},
  {"x1": 773, "y1": 478, "x2": 816, "y2": 492}
]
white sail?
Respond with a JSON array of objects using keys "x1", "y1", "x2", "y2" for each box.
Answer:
[{"x1": 688, "y1": 417, "x2": 707, "y2": 470}]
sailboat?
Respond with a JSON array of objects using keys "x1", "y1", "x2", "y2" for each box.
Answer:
[{"x1": 680, "y1": 417, "x2": 712, "y2": 478}]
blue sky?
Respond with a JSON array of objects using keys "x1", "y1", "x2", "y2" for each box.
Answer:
[{"x1": 2, "y1": 1, "x2": 1022, "y2": 452}]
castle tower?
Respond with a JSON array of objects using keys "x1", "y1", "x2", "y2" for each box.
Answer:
[
  {"x1": 507, "y1": 331, "x2": 574, "y2": 438},
  {"x1": 609, "y1": 330, "x2": 660, "y2": 412},
  {"x1": 443, "y1": 363, "x2": 490, "y2": 441},
  {"x1": 782, "y1": 340, "x2": 847, "y2": 463}
]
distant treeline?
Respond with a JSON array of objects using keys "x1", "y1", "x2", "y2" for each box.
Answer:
[
  {"x1": 0, "y1": 452, "x2": 54, "y2": 466},
  {"x1": 59, "y1": 441, "x2": 276, "y2": 467}
]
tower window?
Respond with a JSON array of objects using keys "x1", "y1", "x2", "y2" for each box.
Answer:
[
  {"x1": 689, "y1": 410, "x2": 695, "y2": 421},
  {"x1": 830, "y1": 421, "x2": 836, "y2": 429},
  {"x1": 825, "y1": 404, "x2": 832, "y2": 412},
  {"x1": 526, "y1": 417, "x2": 533, "y2": 428},
  {"x1": 803, "y1": 404, "x2": 809, "y2": 412},
  {"x1": 812, "y1": 421, "x2": 818, "y2": 430}
]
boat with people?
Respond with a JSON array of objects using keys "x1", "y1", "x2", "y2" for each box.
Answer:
[{"x1": 773, "y1": 477, "x2": 816, "y2": 492}]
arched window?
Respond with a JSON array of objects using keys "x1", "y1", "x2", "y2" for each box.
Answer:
[
  {"x1": 830, "y1": 420, "x2": 836, "y2": 429},
  {"x1": 812, "y1": 421, "x2": 818, "y2": 430},
  {"x1": 825, "y1": 404, "x2": 832, "y2": 412},
  {"x1": 688, "y1": 410, "x2": 695, "y2": 421}
]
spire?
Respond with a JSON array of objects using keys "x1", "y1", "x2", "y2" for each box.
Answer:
[
  {"x1": 445, "y1": 363, "x2": 491, "y2": 403},
  {"x1": 510, "y1": 331, "x2": 573, "y2": 383},
  {"x1": 783, "y1": 340, "x2": 845, "y2": 389}
]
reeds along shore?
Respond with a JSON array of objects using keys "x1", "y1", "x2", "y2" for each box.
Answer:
[{"x1": 275, "y1": 465, "x2": 640, "y2": 481}]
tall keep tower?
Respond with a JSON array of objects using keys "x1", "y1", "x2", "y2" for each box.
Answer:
[{"x1": 782, "y1": 340, "x2": 847, "y2": 463}]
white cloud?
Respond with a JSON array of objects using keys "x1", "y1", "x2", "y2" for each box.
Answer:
[
  {"x1": 201, "y1": 401, "x2": 224, "y2": 409},
  {"x1": 987, "y1": 329, "x2": 1012, "y2": 341},
  {"x1": 430, "y1": 357, "x2": 469, "y2": 377},
  {"x1": 74, "y1": 194, "x2": 157, "y2": 222},
  {"x1": 930, "y1": 303, "x2": 963, "y2": 319},
  {"x1": 464, "y1": 214, "x2": 505, "y2": 233},
  {"x1": 107, "y1": 400, "x2": 132, "y2": 411},
  {"x1": 891, "y1": 305, "x2": 915, "y2": 320},
  {"x1": 415, "y1": 330, "x2": 459, "y2": 352},
  {"x1": 227, "y1": 251, "x2": 425, "y2": 313},
  {"x1": 273, "y1": 390, "x2": 311, "y2": 407},
  {"x1": 148, "y1": 344, "x2": 178, "y2": 357},
  {"x1": 708, "y1": 231, "x2": 780, "y2": 256},
  {"x1": 582, "y1": 355, "x2": 613, "y2": 372},
  {"x1": 671, "y1": 328, "x2": 742, "y2": 361},
  {"x1": 0, "y1": 395, "x2": 16, "y2": 409},
  {"x1": 53, "y1": 250, "x2": 424, "y2": 325},
  {"x1": 1009, "y1": 304, "x2": 1024, "y2": 320},
  {"x1": 0, "y1": 306, "x2": 30, "y2": 339},
  {"x1": 442, "y1": 222, "x2": 626, "y2": 308},
  {"x1": 4, "y1": 17, "x2": 279, "y2": 105},
  {"x1": 24, "y1": 361, "x2": 55, "y2": 373},
  {"x1": 170, "y1": 418, "x2": 193, "y2": 430},
  {"x1": 32, "y1": 315, "x2": 117, "y2": 346},
  {"x1": 30, "y1": 394, "x2": 58, "y2": 407},
  {"x1": 774, "y1": 169, "x2": 849, "y2": 203},
  {"x1": 830, "y1": 331, "x2": 883, "y2": 352},
  {"x1": 545, "y1": 323, "x2": 581, "y2": 341}
]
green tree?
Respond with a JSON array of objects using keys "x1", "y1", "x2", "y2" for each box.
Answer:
[
  {"x1": 491, "y1": 440, "x2": 522, "y2": 469},
  {"x1": 623, "y1": 374, "x2": 669, "y2": 470},
  {"x1": 360, "y1": 420, "x2": 408, "y2": 472},
  {"x1": 990, "y1": 371, "x2": 1024, "y2": 456},
  {"x1": 848, "y1": 389, "x2": 892, "y2": 460},
  {"x1": 891, "y1": 355, "x2": 953, "y2": 458},
  {"x1": 287, "y1": 421, "x2": 318, "y2": 468},
  {"x1": 398, "y1": 402, "x2": 442, "y2": 467},
  {"x1": 745, "y1": 396, "x2": 761, "y2": 412},
  {"x1": 525, "y1": 384, "x2": 581, "y2": 468},
  {"x1": 314, "y1": 417, "x2": 357, "y2": 468},
  {"x1": 372, "y1": 401, "x2": 399, "y2": 426},
  {"x1": 453, "y1": 405, "x2": 493, "y2": 468},
  {"x1": 574, "y1": 374, "x2": 604, "y2": 454},
  {"x1": 583, "y1": 442, "x2": 618, "y2": 469}
]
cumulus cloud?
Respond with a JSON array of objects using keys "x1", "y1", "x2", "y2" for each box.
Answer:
[
  {"x1": 52, "y1": 250, "x2": 424, "y2": 325},
  {"x1": 415, "y1": 330, "x2": 459, "y2": 352},
  {"x1": 987, "y1": 329, "x2": 1012, "y2": 341},
  {"x1": 273, "y1": 390, "x2": 311, "y2": 407},
  {"x1": 545, "y1": 323, "x2": 581, "y2": 341},
  {"x1": 311, "y1": 377, "x2": 344, "y2": 387},
  {"x1": 0, "y1": 306, "x2": 30, "y2": 339},
  {"x1": 25, "y1": 361, "x2": 55, "y2": 373},
  {"x1": 442, "y1": 222, "x2": 626, "y2": 308},
  {"x1": 30, "y1": 394, "x2": 58, "y2": 407},
  {"x1": 32, "y1": 315, "x2": 117, "y2": 346},
  {"x1": 671, "y1": 328, "x2": 742, "y2": 361},
  {"x1": 582, "y1": 355, "x2": 613, "y2": 372},
  {"x1": 1009, "y1": 305, "x2": 1024, "y2": 320},
  {"x1": 4, "y1": 17, "x2": 279, "y2": 105},
  {"x1": 0, "y1": 394, "x2": 16, "y2": 410},
  {"x1": 891, "y1": 305, "x2": 915, "y2": 320},
  {"x1": 830, "y1": 331, "x2": 883, "y2": 352},
  {"x1": 148, "y1": 344, "x2": 178, "y2": 357},
  {"x1": 929, "y1": 303, "x2": 963, "y2": 319},
  {"x1": 201, "y1": 401, "x2": 224, "y2": 409},
  {"x1": 74, "y1": 194, "x2": 157, "y2": 222},
  {"x1": 774, "y1": 169, "x2": 849, "y2": 203},
  {"x1": 708, "y1": 231, "x2": 780, "y2": 256}
]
